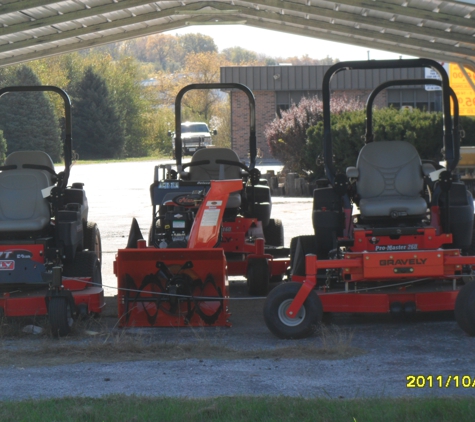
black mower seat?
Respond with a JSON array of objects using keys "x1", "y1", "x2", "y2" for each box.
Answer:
[
  {"x1": 347, "y1": 141, "x2": 427, "y2": 218},
  {"x1": 0, "y1": 151, "x2": 55, "y2": 232},
  {"x1": 186, "y1": 148, "x2": 243, "y2": 208}
]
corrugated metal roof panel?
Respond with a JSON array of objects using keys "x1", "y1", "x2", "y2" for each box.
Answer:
[{"x1": 0, "y1": 0, "x2": 475, "y2": 70}]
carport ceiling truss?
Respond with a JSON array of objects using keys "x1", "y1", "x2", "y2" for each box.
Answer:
[{"x1": 2, "y1": 0, "x2": 475, "y2": 70}]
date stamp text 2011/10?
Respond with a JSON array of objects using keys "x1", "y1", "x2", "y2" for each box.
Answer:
[{"x1": 407, "y1": 375, "x2": 475, "y2": 388}]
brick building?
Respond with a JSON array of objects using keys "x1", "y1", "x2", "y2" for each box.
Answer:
[{"x1": 220, "y1": 65, "x2": 443, "y2": 159}]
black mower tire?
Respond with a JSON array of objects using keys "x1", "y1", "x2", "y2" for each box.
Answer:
[
  {"x1": 264, "y1": 218, "x2": 284, "y2": 247},
  {"x1": 49, "y1": 296, "x2": 73, "y2": 338},
  {"x1": 63, "y1": 251, "x2": 102, "y2": 287},
  {"x1": 84, "y1": 221, "x2": 102, "y2": 264},
  {"x1": 247, "y1": 257, "x2": 270, "y2": 296},
  {"x1": 263, "y1": 281, "x2": 322, "y2": 339},
  {"x1": 455, "y1": 281, "x2": 475, "y2": 336}
]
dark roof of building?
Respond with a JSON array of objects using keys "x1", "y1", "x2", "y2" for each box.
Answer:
[{"x1": 220, "y1": 65, "x2": 429, "y2": 91}]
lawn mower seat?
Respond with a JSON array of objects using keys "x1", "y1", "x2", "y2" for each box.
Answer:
[
  {"x1": 0, "y1": 151, "x2": 55, "y2": 232},
  {"x1": 186, "y1": 148, "x2": 243, "y2": 209},
  {"x1": 347, "y1": 141, "x2": 427, "y2": 218}
]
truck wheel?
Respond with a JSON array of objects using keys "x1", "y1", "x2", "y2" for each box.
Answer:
[
  {"x1": 63, "y1": 251, "x2": 102, "y2": 287},
  {"x1": 247, "y1": 258, "x2": 270, "y2": 296},
  {"x1": 49, "y1": 297, "x2": 73, "y2": 338},
  {"x1": 264, "y1": 218, "x2": 284, "y2": 247},
  {"x1": 84, "y1": 222, "x2": 102, "y2": 265},
  {"x1": 264, "y1": 282, "x2": 322, "y2": 339},
  {"x1": 455, "y1": 281, "x2": 475, "y2": 336}
]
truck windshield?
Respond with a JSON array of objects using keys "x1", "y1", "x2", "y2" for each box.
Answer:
[{"x1": 182, "y1": 124, "x2": 209, "y2": 133}]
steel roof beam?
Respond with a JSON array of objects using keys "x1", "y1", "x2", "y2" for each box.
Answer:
[
  {"x1": 334, "y1": 0, "x2": 475, "y2": 28},
  {"x1": 230, "y1": 8, "x2": 475, "y2": 59},
  {"x1": 0, "y1": 0, "x2": 155, "y2": 36},
  {"x1": 247, "y1": 0, "x2": 475, "y2": 46},
  {"x1": 0, "y1": 1, "x2": 64, "y2": 15},
  {"x1": 240, "y1": 18, "x2": 475, "y2": 67}
]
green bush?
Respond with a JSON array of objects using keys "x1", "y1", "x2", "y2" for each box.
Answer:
[
  {"x1": 306, "y1": 107, "x2": 473, "y2": 179},
  {"x1": 265, "y1": 96, "x2": 362, "y2": 174}
]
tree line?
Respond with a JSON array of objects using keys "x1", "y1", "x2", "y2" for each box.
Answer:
[{"x1": 0, "y1": 32, "x2": 338, "y2": 163}]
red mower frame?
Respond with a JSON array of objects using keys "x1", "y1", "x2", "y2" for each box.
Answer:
[
  {"x1": 0, "y1": 86, "x2": 104, "y2": 337},
  {"x1": 264, "y1": 59, "x2": 475, "y2": 339}
]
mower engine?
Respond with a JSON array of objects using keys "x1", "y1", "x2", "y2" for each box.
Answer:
[{"x1": 156, "y1": 204, "x2": 194, "y2": 248}]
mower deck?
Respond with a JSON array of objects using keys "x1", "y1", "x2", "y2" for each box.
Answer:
[{"x1": 0, "y1": 282, "x2": 104, "y2": 317}]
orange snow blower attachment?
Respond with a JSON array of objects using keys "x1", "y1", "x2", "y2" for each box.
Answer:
[{"x1": 115, "y1": 179, "x2": 243, "y2": 327}]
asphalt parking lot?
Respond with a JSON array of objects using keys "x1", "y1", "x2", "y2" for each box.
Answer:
[{"x1": 1, "y1": 159, "x2": 475, "y2": 400}]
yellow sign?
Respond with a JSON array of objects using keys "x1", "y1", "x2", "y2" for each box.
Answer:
[{"x1": 449, "y1": 63, "x2": 475, "y2": 116}]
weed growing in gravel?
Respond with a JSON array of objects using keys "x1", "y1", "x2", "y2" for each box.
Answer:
[{"x1": 318, "y1": 324, "x2": 355, "y2": 356}]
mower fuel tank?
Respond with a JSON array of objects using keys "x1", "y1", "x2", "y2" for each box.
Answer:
[
  {"x1": 439, "y1": 182, "x2": 474, "y2": 249},
  {"x1": 312, "y1": 187, "x2": 344, "y2": 258},
  {"x1": 56, "y1": 203, "x2": 83, "y2": 262}
]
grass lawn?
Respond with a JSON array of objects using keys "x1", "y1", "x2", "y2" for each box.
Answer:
[{"x1": 0, "y1": 396, "x2": 474, "y2": 422}]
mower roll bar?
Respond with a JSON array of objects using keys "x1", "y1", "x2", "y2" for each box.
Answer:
[
  {"x1": 174, "y1": 83, "x2": 256, "y2": 169},
  {"x1": 364, "y1": 79, "x2": 459, "y2": 161},
  {"x1": 0, "y1": 86, "x2": 73, "y2": 187},
  {"x1": 322, "y1": 59, "x2": 453, "y2": 184}
]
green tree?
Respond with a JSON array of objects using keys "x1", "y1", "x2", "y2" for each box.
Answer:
[
  {"x1": 143, "y1": 34, "x2": 184, "y2": 71},
  {"x1": 180, "y1": 52, "x2": 230, "y2": 122},
  {"x1": 222, "y1": 46, "x2": 258, "y2": 64},
  {"x1": 180, "y1": 33, "x2": 217, "y2": 56},
  {"x1": 72, "y1": 66, "x2": 125, "y2": 159},
  {"x1": 89, "y1": 55, "x2": 152, "y2": 157},
  {"x1": 0, "y1": 130, "x2": 7, "y2": 163},
  {"x1": 0, "y1": 65, "x2": 62, "y2": 161}
]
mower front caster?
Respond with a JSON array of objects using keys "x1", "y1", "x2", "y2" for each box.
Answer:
[
  {"x1": 48, "y1": 296, "x2": 74, "y2": 338},
  {"x1": 246, "y1": 258, "x2": 270, "y2": 296},
  {"x1": 455, "y1": 281, "x2": 475, "y2": 336},
  {"x1": 263, "y1": 282, "x2": 323, "y2": 339}
]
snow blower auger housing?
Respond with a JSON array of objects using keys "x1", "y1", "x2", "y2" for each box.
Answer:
[
  {"x1": 0, "y1": 86, "x2": 104, "y2": 337},
  {"x1": 116, "y1": 179, "x2": 243, "y2": 327},
  {"x1": 264, "y1": 58, "x2": 475, "y2": 339}
]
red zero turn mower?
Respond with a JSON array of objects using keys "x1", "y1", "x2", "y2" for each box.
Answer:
[
  {"x1": 115, "y1": 83, "x2": 289, "y2": 328},
  {"x1": 0, "y1": 86, "x2": 104, "y2": 337},
  {"x1": 264, "y1": 58, "x2": 475, "y2": 339}
]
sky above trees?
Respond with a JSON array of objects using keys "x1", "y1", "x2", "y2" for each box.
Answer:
[{"x1": 167, "y1": 25, "x2": 415, "y2": 62}]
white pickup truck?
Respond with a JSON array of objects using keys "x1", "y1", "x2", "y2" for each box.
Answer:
[{"x1": 170, "y1": 122, "x2": 217, "y2": 156}]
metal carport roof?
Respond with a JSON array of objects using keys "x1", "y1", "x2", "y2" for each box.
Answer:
[{"x1": 2, "y1": 1, "x2": 475, "y2": 70}]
